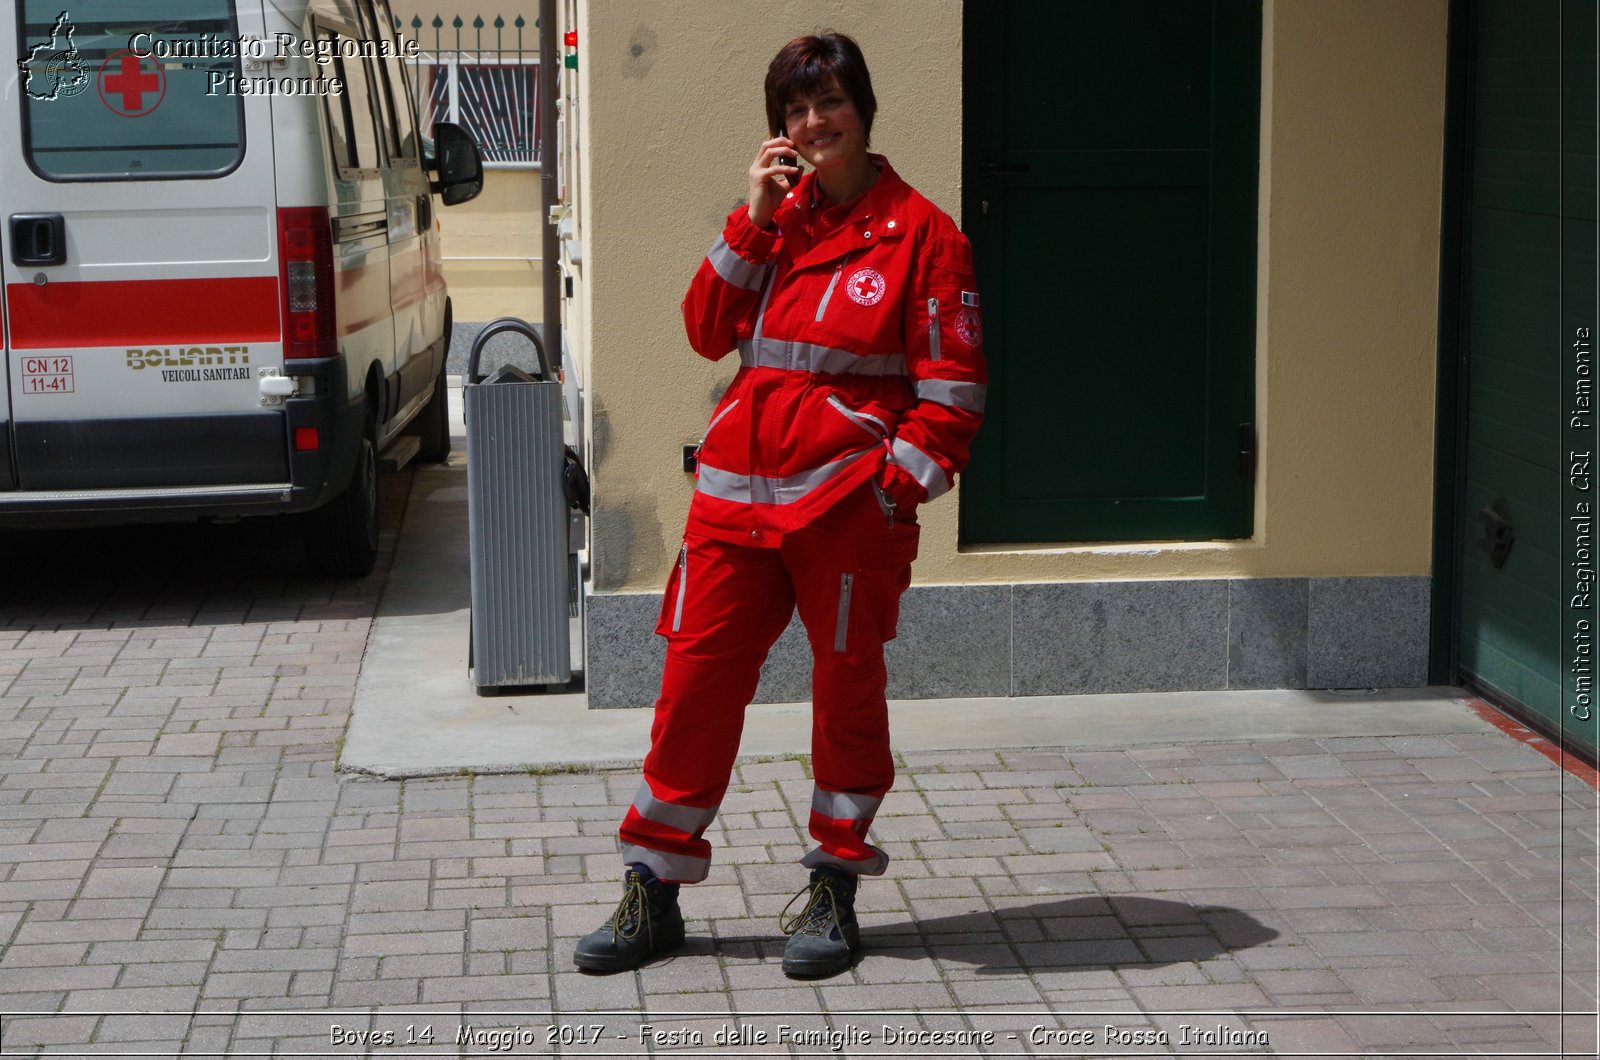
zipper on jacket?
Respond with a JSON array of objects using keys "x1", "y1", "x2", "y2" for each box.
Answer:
[
  {"x1": 671, "y1": 542, "x2": 689, "y2": 633},
  {"x1": 815, "y1": 264, "x2": 844, "y2": 322},
  {"x1": 927, "y1": 296, "x2": 942, "y2": 361},
  {"x1": 833, "y1": 572, "x2": 855, "y2": 652},
  {"x1": 825, "y1": 394, "x2": 889, "y2": 442},
  {"x1": 701, "y1": 398, "x2": 740, "y2": 449}
]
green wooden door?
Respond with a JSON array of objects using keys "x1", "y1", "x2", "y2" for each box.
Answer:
[
  {"x1": 1451, "y1": 0, "x2": 1598, "y2": 756},
  {"x1": 960, "y1": 0, "x2": 1261, "y2": 544}
]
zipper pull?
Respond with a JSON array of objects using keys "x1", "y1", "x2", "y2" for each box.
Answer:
[{"x1": 872, "y1": 478, "x2": 898, "y2": 528}]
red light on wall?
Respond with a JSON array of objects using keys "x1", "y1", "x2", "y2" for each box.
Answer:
[
  {"x1": 294, "y1": 427, "x2": 320, "y2": 452},
  {"x1": 563, "y1": 30, "x2": 577, "y2": 47}
]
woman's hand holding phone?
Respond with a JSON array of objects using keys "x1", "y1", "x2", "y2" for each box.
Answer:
[{"x1": 747, "y1": 133, "x2": 800, "y2": 231}]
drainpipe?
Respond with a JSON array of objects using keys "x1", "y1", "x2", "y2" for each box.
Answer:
[{"x1": 539, "y1": 0, "x2": 561, "y2": 371}]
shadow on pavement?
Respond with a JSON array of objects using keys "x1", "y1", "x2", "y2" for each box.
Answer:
[
  {"x1": 710, "y1": 896, "x2": 1278, "y2": 973},
  {"x1": 0, "y1": 469, "x2": 413, "y2": 628}
]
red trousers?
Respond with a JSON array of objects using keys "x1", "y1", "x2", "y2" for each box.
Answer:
[{"x1": 617, "y1": 484, "x2": 919, "y2": 884}]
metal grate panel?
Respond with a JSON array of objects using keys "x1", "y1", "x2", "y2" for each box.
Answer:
[{"x1": 465, "y1": 378, "x2": 570, "y2": 686}]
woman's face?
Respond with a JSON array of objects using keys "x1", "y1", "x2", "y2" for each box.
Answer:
[{"x1": 782, "y1": 78, "x2": 867, "y2": 174}]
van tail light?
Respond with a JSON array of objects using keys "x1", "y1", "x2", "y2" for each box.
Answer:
[{"x1": 277, "y1": 207, "x2": 335, "y2": 359}]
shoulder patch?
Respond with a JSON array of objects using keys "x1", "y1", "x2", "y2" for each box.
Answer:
[{"x1": 956, "y1": 307, "x2": 983, "y2": 348}]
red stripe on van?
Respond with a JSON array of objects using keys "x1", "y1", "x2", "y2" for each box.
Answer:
[{"x1": 6, "y1": 277, "x2": 280, "y2": 349}]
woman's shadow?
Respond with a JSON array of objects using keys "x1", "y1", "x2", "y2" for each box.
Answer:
[{"x1": 712, "y1": 895, "x2": 1277, "y2": 973}]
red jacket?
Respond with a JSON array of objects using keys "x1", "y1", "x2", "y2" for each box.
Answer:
[{"x1": 680, "y1": 156, "x2": 987, "y2": 547}]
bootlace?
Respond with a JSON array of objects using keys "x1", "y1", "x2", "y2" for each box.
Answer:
[
  {"x1": 608, "y1": 872, "x2": 650, "y2": 943},
  {"x1": 779, "y1": 877, "x2": 839, "y2": 938}
]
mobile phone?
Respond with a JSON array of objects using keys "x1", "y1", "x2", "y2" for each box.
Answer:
[{"x1": 777, "y1": 128, "x2": 798, "y2": 174}]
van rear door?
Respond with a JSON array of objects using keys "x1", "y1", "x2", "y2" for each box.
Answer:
[{"x1": 0, "y1": 1, "x2": 285, "y2": 494}]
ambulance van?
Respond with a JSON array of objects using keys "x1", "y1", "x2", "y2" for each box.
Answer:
[{"x1": 1, "y1": 0, "x2": 483, "y2": 575}]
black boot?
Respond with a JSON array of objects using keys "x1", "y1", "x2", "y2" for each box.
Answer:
[
  {"x1": 572, "y1": 864, "x2": 685, "y2": 973},
  {"x1": 779, "y1": 865, "x2": 861, "y2": 978}
]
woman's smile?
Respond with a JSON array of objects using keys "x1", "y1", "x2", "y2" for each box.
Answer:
[{"x1": 784, "y1": 79, "x2": 866, "y2": 177}]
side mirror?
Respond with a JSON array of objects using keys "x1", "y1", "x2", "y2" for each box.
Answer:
[{"x1": 429, "y1": 121, "x2": 483, "y2": 206}]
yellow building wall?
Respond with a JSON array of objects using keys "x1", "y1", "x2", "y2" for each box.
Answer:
[
  {"x1": 577, "y1": 0, "x2": 1447, "y2": 593},
  {"x1": 434, "y1": 170, "x2": 545, "y2": 321}
]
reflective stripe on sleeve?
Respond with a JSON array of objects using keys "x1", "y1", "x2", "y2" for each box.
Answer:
[
  {"x1": 631, "y1": 780, "x2": 718, "y2": 836},
  {"x1": 737, "y1": 338, "x2": 907, "y2": 378},
  {"x1": 707, "y1": 235, "x2": 770, "y2": 291},
  {"x1": 695, "y1": 447, "x2": 875, "y2": 505},
  {"x1": 891, "y1": 436, "x2": 950, "y2": 500},
  {"x1": 913, "y1": 378, "x2": 987, "y2": 413}
]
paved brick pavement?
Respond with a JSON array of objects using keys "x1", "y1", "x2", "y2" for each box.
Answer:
[{"x1": 0, "y1": 468, "x2": 1596, "y2": 1057}]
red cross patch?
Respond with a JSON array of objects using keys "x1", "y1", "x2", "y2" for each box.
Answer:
[
  {"x1": 98, "y1": 51, "x2": 165, "y2": 117},
  {"x1": 956, "y1": 307, "x2": 983, "y2": 347},
  {"x1": 846, "y1": 267, "x2": 886, "y2": 307}
]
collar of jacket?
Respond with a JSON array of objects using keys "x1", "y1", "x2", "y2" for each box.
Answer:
[{"x1": 775, "y1": 154, "x2": 909, "y2": 271}]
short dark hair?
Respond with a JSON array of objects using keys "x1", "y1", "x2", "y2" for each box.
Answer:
[{"x1": 764, "y1": 32, "x2": 877, "y2": 146}]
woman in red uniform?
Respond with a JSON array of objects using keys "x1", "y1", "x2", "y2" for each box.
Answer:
[{"x1": 575, "y1": 32, "x2": 986, "y2": 979}]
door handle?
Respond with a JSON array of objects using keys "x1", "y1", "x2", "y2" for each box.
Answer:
[
  {"x1": 1476, "y1": 498, "x2": 1514, "y2": 569},
  {"x1": 10, "y1": 214, "x2": 67, "y2": 267}
]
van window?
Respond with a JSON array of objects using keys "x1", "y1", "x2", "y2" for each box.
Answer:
[
  {"x1": 324, "y1": 31, "x2": 381, "y2": 171},
  {"x1": 371, "y1": 54, "x2": 420, "y2": 161},
  {"x1": 371, "y1": 0, "x2": 420, "y2": 160},
  {"x1": 18, "y1": 1, "x2": 244, "y2": 181},
  {"x1": 368, "y1": 53, "x2": 402, "y2": 161},
  {"x1": 386, "y1": 57, "x2": 422, "y2": 161}
]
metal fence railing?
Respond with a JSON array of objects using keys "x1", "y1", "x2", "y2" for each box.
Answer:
[{"x1": 397, "y1": 13, "x2": 540, "y2": 168}]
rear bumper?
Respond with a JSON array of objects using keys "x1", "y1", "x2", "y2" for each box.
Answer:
[{"x1": 0, "y1": 355, "x2": 364, "y2": 527}]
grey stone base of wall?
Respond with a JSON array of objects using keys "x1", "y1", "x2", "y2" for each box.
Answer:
[
  {"x1": 446, "y1": 320, "x2": 547, "y2": 378},
  {"x1": 583, "y1": 576, "x2": 1432, "y2": 709}
]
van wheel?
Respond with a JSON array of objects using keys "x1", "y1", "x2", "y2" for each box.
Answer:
[
  {"x1": 414, "y1": 368, "x2": 451, "y2": 463},
  {"x1": 303, "y1": 428, "x2": 380, "y2": 578}
]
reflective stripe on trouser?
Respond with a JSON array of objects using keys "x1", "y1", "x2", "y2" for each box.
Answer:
[
  {"x1": 618, "y1": 779, "x2": 718, "y2": 883},
  {"x1": 616, "y1": 484, "x2": 916, "y2": 881},
  {"x1": 802, "y1": 786, "x2": 889, "y2": 876}
]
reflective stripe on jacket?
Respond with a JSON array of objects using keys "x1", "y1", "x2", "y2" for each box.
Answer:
[{"x1": 680, "y1": 155, "x2": 988, "y2": 546}]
